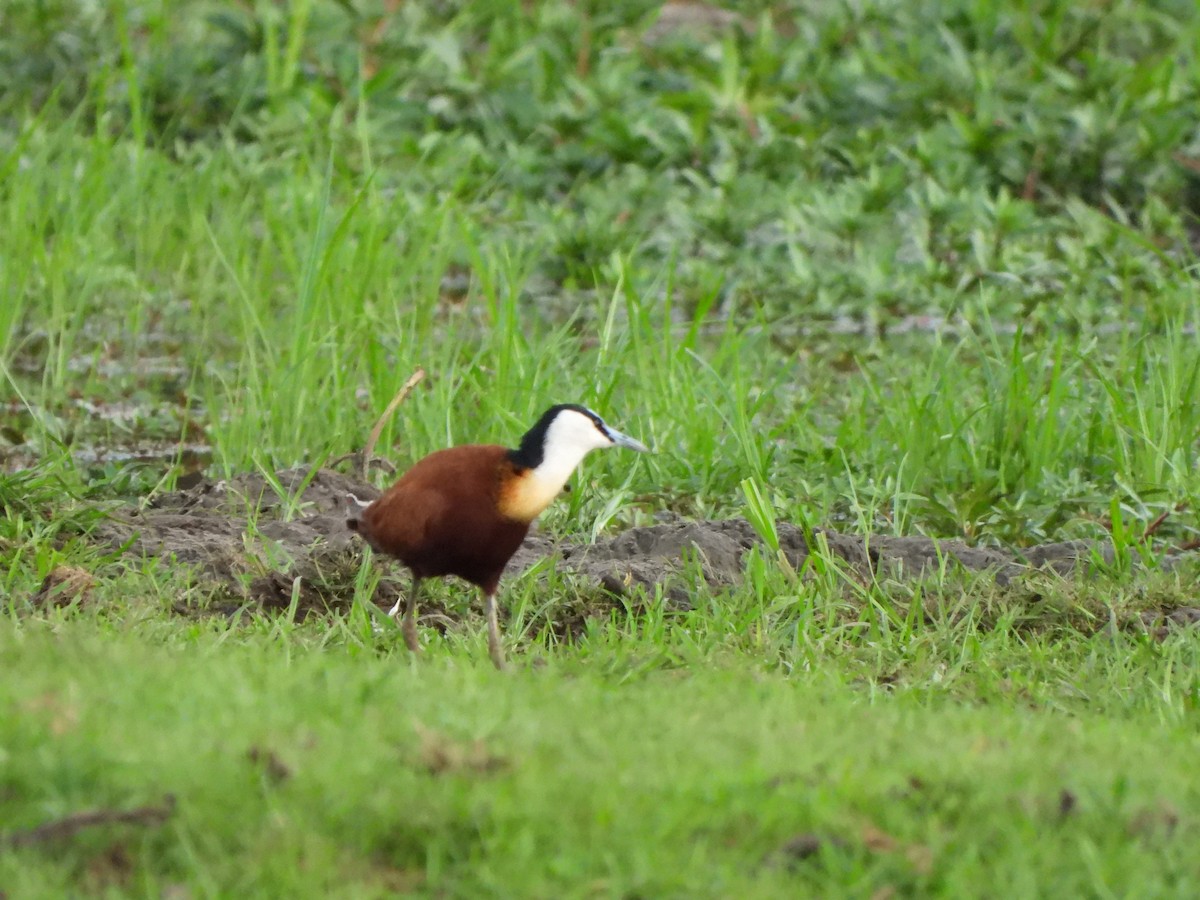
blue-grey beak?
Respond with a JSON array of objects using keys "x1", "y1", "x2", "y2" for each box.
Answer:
[{"x1": 605, "y1": 426, "x2": 652, "y2": 453}]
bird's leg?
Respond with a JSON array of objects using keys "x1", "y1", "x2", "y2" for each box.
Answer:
[
  {"x1": 484, "y1": 590, "x2": 506, "y2": 671},
  {"x1": 396, "y1": 577, "x2": 421, "y2": 654}
]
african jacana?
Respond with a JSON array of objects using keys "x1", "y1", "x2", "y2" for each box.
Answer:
[{"x1": 347, "y1": 404, "x2": 651, "y2": 669}]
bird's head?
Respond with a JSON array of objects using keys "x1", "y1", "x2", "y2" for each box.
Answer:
[
  {"x1": 510, "y1": 404, "x2": 651, "y2": 471},
  {"x1": 497, "y1": 404, "x2": 651, "y2": 522}
]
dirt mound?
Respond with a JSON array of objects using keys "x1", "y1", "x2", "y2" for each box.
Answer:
[
  {"x1": 90, "y1": 466, "x2": 1197, "y2": 630},
  {"x1": 94, "y1": 468, "x2": 379, "y2": 613}
]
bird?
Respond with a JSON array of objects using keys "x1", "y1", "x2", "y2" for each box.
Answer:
[{"x1": 347, "y1": 404, "x2": 651, "y2": 670}]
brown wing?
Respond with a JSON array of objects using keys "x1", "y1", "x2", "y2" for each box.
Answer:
[{"x1": 355, "y1": 445, "x2": 531, "y2": 590}]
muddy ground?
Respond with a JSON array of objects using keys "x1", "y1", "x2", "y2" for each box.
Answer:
[{"x1": 84, "y1": 466, "x2": 1199, "y2": 637}]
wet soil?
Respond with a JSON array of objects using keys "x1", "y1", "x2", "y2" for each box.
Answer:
[{"x1": 90, "y1": 466, "x2": 1200, "y2": 634}]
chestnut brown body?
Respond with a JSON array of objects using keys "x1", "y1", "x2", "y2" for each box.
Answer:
[{"x1": 350, "y1": 445, "x2": 534, "y2": 594}]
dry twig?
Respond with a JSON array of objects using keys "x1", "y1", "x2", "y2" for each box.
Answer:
[
  {"x1": 362, "y1": 368, "x2": 426, "y2": 480},
  {"x1": 1142, "y1": 503, "x2": 1186, "y2": 542},
  {"x1": 3, "y1": 795, "x2": 176, "y2": 848},
  {"x1": 328, "y1": 366, "x2": 426, "y2": 479}
]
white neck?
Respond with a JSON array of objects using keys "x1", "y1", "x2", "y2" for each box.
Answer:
[{"x1": 528, "y1": 442, "x2": 594, "y2": 496}]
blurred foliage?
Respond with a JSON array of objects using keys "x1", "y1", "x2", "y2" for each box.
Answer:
[{"x1": 2, "y1": 0, "x2": 1198, "y2": 322}]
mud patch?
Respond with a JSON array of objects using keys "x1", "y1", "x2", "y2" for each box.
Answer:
[
  {"x1": 93, "y1": 467, "x2": 383, "y2": 615},
  {"x1": 89, "y1": 467, "x2": 1200, "y2": 634}
]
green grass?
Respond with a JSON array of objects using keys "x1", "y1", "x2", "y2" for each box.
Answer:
[
  {"x1": 3, "y1": 0, "x2": 1200, "y2": 895},
  {"x1": 2, "y1": 619, "x2": 1198, "y2": 897}
]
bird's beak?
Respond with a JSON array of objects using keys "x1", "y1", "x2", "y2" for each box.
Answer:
[{"x1": 606, "y1": 427, "x2": 652, "y2": 453}]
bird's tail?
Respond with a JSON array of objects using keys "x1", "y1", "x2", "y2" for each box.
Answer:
[{"x1": 345, "y1": 492, "x2": 373, "y2": 535}]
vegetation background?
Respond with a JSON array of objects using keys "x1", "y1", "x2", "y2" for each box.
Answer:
[{"x1": 2, "y1": 0, "x2": 1200, "y2": 896}]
